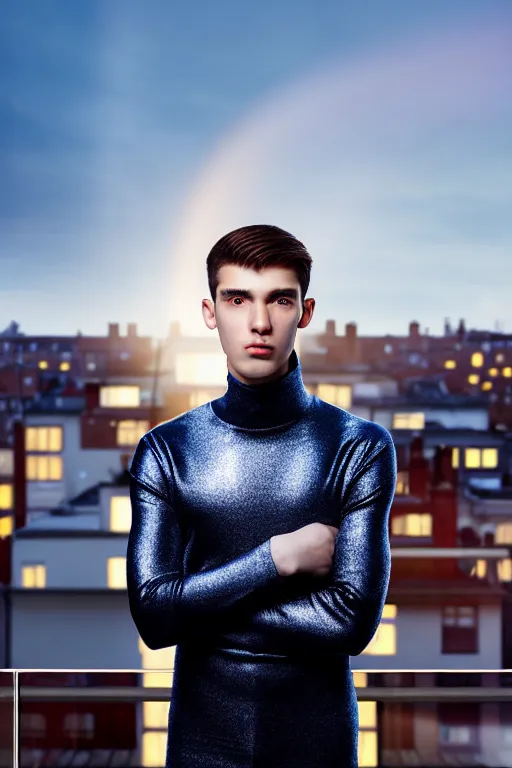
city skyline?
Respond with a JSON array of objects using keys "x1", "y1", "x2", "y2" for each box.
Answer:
[{"x1": 2, "y1": 1, "x2": 511, "y2": 338}]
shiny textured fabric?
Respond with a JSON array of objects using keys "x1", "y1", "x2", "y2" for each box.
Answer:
[{"x1": 127, "y1": 348, "x2": 397, "y2": 767}]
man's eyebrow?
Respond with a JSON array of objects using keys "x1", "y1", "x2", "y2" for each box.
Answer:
[{"x1": 219, "y1": 288, "x2": 298, "y2": 300}]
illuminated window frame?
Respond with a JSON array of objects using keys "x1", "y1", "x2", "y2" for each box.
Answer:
[
  {"x1": 100, "y1": 385, "x2": 141, "y2": 408},
  {"x1": 25, "y1": 426, "x2": 63, "y2": 452},
  {"x1": 26, "y1": 455, "x2": 63, "y2": 481},
  {"x1": 392, "y1": 412, "x2": 425, "y2": 429},
  {"x1": 22, "y1": 564, "x2": 46, "y2": 588},
  {"x1": 361, "y1": 604, "x2": 397, "y2": 656},
  {"x1": 317, "y1": 384, "x2": 352, "y2": 409},
  {"x1": 116, "y1": 419, "x2": 149, "y2": 446},
  {"x1": 464, "y1": 448, "x2": 498, "y2": 469},
  {"x1": 110, "y1": 496, "x2": 131, "y2": 532},
  {"x1": 107, "y1": 556, "x2": 127, "y2": 589},
  {"x1": 0, "y1": 484, "x2": 13, "y2": 510}
]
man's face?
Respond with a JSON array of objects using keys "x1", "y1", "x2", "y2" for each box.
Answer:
[{"x1": 202, "y1": 264, "x2": 315, "y2": 384}]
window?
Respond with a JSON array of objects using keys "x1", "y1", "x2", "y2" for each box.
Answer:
[
  {"x1": 362, "y1": 604, "x2": 396, "y2": 655},
  {"x1": 139, "y1": 635, "x2": 174, "y2": 730},
  {"x1": 442, "y1": 606, "x2": 477, "y2": 653},
  {"x1": 116, "y1": 419, "x2": 149, "y2": 446},
  {"x1": 498, "y1": 559, "x2": 512, "y2": 582},
  {"x1": 464, "y1": 448, "x2": 498, "y2": 469},
  {"x1": 0, "y1": 515, "x2": 13, "y2": 538},
  {"x1": 392, "y1": 412, "x2": 425, "y2": 429},
  {"x1": 470, "y1": 560, "x2": 487, "y2": 578},
  {"x1": 489, "y1": 368, "x2": 499, "y2": 377},
  {"x1": 110, "y1": 496, "x2": 131, "y2": 532},
  {"x1": 481, "y1": 381, "x2": 492, "y2": 391},
  {"x1": 0, "y1": 484, "x2": 13, "y2": 510},
  {"x1": 317, "y1": 384, "x2": 352, "y2": 409},
  {"x1": 26, "y1": 455, "x2": 63, "y2": 481},
  {"x1": 395, "y1": 471, "x2": 409, "y2": 494},
  {"x1": 392, "y1": 513, "x2": 432, "y2": 537},
  {"x1": 438, "y1": 703, "x2": 479, "y2": 747},
  {"x1": 21, "y1": 712, "x2": 46, "y2": 738},
  {"x1": 38, "y1": 360, "x2": 48, "y2": 369},
  {"x1": 25, "y1": 426, "x2": 62, "y2": 452},
  {"x1": 503, "y1": 367, "x2": 512, "y2": 378},
  {"x1": 452, "y1": 448, "x2": 459, "y2": 468},
  {"x1": 60, "y1": 361, "x2": 70, "y2": 371},
  {"x1": 0, "y1": 449, "x2": 14, "y2": 475},
  {"x1": 444, "y1": 360, "x2": 456, "y2": 369},
  {"x1": 107, "y1": 556, "x2": 127, "y2": 588},
  {"x1": 358, "y1": 701, "x2": 378, "y2": 766},
  {"x1": 63, "y1": 712, "x2": 95, "y2": 739},
  {"x1": 496, "y1": 523, "x2": 512, "y2": 544},
  {"x1": 471, "y1": 352, "x2": 484, "y2": 367},
  {"x1": 22, "y1": 564, "x2": 46, "y2": 588},
  {"x1": 468, "y1": 374, "x2": 479, "y2": 385},
  {"x1": 100, "y1": 385, "x2": 140, "y2": 407}
]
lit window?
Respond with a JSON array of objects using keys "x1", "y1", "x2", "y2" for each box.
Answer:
[
  {"x1": 38, "y1": 360, "x2": 48, "y2": 369},
  {"x1": 100, "y1": 386, "x2": 140, "y2": 408},
  {"x1": 504, "y1": 367, "x2": 512, "y2": 378},
  {"x1": 110, "y1": 496, "x2": 131, "y2": 532},
  {"x1": 139, "y1": 635, "x2": 174, "y2": 727},
  {"x1": 358, "y1": 701, "x2": 377, "y2": 767},
  {"x1": 175, "y1": 353, "x2": 227, "y2": 386},
  {"x1": 59, "y1": 361, "x2": 70, "y2": 371},
  {"x1": 317, "y1": 384, "x2": 352, "y2": 409},
  {"x1": 116, "y1": 419, "x2": 149, "y2": 446},
  {"x1": 395, "y1": 471, "x2": 409, "y2": 494},
  {"x1": 452, "y1": 448, "x2": 459, "y2": 468},
  {"x1": 189, "y1": 391, "x2": 214, "y2": 408},
  {"x1": 26, "y1": 455, "x2": 63, "y2": 481},
  {"x1": 496, "y1": 353, "x2": 505, "y2": 363},
  {"x1": 392, "y1": 513, "x2": 432, "y2": 536},
  {"x1": 498, "y1": 559, "x2": 512, "y2": 581},
  {"x1": 467, "y1": 374, "x2": 479, "y2": 385},
  {"x1": 464, "y1": 448, "x2": 498, "y2": 469},
  {"x1": 107, "y1": 556, "x2": 127, "y2": 588},
  {"x1": 0, "y1": 484, "x2": 13, "y2": 510},
  {"x1": 470, "y1": 559, "x2": 487, "y2": 578},
  {"x1": 481, "y1": 381, "x2": 492, "y2": 391},
  {"x1": 143, "y1": 731, "x2": 168, "y2": 768},
  {"x1": 352, "y1": 671, "x2": 367, "y2": 688},
  {"x1": 22, "y1": 564, "x2": 46, "y2": 588},
  {"x1": 361, "y1": 604, "x2": 396, "y2": 655},
  {"x1": 496, "y1": 523, "x2": 512, "y2": 544},
  {"x1": 392, "y1": 412, "x2": 425, "y2": 429},
  {"x1": 471, "y1": 352, "x2": 483, "y2": 367},
  {"x1": 0, "y1": 515, "x2": 13, "y2": 538},
  {"x1": 444, "y1": 360, "x2": 456, "y2": 369},
  {"x1": 488, "y1": 368, "x2": 499, "y2": 377},
  {"x1": 25, "y1": 426, "x2": 62, "y2": 452}
]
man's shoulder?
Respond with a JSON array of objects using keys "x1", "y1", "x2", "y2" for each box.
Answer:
[
  {"x1": 143, "y1": 402, "x2": 211, "y2": 444},
  {"x1": 312, "y1": 396, "x2": 393, "y2": 447}
]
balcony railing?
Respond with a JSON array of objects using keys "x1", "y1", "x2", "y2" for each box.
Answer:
[{"x1": 2, "y1": 669, "x2": 512, "y2": 767}]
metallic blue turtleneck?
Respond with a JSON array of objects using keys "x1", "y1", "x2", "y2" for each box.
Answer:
[{"x1": 127, "y1": 347, "x2": 396, "y2": 766}]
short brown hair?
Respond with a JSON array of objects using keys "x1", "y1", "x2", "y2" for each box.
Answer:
[{"x1": 206, "y1": 224, "x2": 312, "y2": 308}]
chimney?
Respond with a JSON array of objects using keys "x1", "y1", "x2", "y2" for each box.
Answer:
[
  {"x1": 408, "y1": 435, "x2": 429, "y2": 498},
  {"x1": 409, "y1": 321, "x2": 420, "y2": 346},
  {"x1": 325, "y1": 320, "x2": 336, "y2": 336},
  {"x1": 345, "y1": 322, "x2": 358, "y2": 359},
  {"x1": 108, "y1": 323, "x2": 120, "y2": 338},
  {"x1": 127, "y1": 323, "x2": 137, "y2": 338},
  {"x1": 431, "y1": 446, "x2": 458, "y2": 550},
  {"x1": 168, "y1": 321, "x2": 181, "y2": 339}
]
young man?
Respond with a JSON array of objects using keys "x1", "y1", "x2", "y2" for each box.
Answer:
[{"x1": 127, "y1": 224, "x2": 396, "y2": 767}]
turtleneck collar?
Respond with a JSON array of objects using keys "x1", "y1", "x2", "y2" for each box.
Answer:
[{"x1": 210, "y1": 348, "x2": 313, "y2": 430}]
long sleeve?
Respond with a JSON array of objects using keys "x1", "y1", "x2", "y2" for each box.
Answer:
[
  {"x1": 126, "y1": 432, "x2": 285, "y2": 651},
  {"x1": 219, "y1": 430, "x2": 396, "y2": 656}
]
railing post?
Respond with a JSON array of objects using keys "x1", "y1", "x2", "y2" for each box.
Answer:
[{"x1": 13, "y1": 670, "x2": 19, "y2": 768}]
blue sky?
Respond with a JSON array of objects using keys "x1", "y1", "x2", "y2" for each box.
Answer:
[{"x1": 2, "y1": 1, "x2": 511, "y2": 339}]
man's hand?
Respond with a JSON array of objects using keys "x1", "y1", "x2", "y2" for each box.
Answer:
[{"x1": 270, "y1": 523, "x2": 339, "y2": 578}]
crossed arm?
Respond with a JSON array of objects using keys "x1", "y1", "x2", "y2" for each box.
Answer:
[{"x1": 127, "y1": 429, "x2": 396, "y2": 655}]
